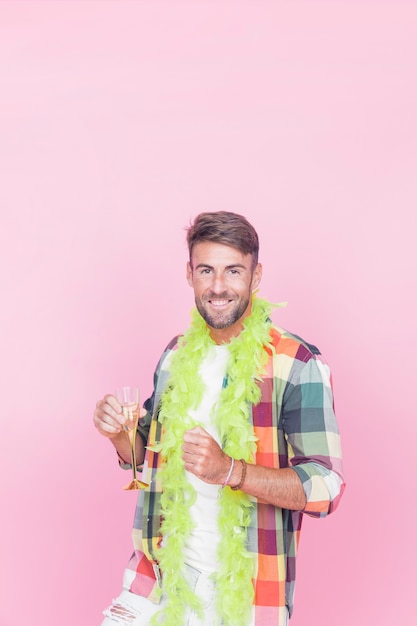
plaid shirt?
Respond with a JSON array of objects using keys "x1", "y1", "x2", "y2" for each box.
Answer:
[{"x1": 122, "y1": 325, "x2": 345, "y2": 624}]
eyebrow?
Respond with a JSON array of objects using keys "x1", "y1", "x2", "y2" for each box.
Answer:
[{"x1": 194, "y1": 263, "x2": 247, "y2": 271}]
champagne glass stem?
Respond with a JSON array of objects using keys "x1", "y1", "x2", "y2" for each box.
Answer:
[{"x1": 126, "y1": 429, "x2": 137, "y2": 480}]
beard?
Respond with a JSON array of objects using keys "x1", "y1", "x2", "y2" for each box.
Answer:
[{"x1": 195, "y1": 291, "x2": 251, "y2": 329}]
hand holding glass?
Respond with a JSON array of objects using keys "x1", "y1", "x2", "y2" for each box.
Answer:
[{"x1": 115, "y1": 386, "x2": 148, "y2": 490}]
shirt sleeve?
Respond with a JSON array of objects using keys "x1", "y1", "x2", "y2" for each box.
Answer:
[{"x1": 282, "y1": 355, "x2": 345, "y2": 518}]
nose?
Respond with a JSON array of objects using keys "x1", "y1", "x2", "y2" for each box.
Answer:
[{"x1": 210, "y1": 271, "x2": 228, "y2": 294}]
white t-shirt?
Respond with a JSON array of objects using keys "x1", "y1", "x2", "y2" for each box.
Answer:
[{"x1": 182, "y1": 344, "x2": 229, "y2": 573}]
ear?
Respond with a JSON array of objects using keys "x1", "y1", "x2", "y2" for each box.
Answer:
[
  {"x1": 251, "y1": 263, "x2": 262, "y2": 291},
  {"x1": 186, "y1": 261, "x2": 193, "y2": 287}
]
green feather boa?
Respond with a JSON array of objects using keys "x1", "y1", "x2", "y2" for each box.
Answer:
[{"x1": 151, "y1": 296, "x2": 279, "y2": 626}]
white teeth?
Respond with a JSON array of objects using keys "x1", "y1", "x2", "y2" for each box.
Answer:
[{"x1": 210, "y1": 300, "x2": 229, "y2": 306}]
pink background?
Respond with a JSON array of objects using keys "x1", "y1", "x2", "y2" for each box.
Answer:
[{"x1": 0, "y1": 2, "x2": 416, "y2": 625}]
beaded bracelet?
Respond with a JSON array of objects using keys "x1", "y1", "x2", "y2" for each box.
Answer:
[
  {"x1": 222, "y1": 457, "x2": 235, "y2": 488},
  {"x1": 231, "y1": 459, "x2": 247, "y2": 491}
]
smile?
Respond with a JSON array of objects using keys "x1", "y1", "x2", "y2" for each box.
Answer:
[{"x1": 208, "y1": 299, "x2": 233, "y2": 307}]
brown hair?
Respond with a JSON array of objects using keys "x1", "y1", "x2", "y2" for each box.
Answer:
[{"x1": 186, "y1": 211, "x2": 259, "y2": 268}]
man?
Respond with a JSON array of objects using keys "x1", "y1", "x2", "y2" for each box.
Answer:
[{"x1": 94, "y1": 211, "x2": 345, "y2": 626}]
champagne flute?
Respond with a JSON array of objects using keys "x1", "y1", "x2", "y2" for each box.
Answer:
[{"x1": 115, "y1": 386, "x2": 148, "y2": 490}]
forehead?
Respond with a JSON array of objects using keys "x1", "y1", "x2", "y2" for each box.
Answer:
[{"x1": 190, "y1": 241, "x2": 252, "y2": 267}]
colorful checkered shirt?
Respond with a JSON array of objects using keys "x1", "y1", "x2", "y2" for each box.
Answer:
[{"x1": 121, "y1": 325, "x2": 345, "y2": 624}]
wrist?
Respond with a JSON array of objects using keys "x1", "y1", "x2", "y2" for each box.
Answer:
[
  {"x1": 231, "y1": 459, "x2": 248, "y2": 491},
  {"x1": 221, "y1": 456, "x2": 235, "y2": 488}
]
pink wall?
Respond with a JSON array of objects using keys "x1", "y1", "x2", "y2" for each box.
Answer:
[{"x1": 1, "y1": 2, "x2": 416, "y2": 625}]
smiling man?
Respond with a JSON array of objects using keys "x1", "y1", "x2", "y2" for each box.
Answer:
[{"x1": 94, "y1": 211, "x2": 345, "y2": 626}]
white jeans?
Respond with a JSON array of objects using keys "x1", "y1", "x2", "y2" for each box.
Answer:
[
  {"x1": 101, "y1": 564, "x2": 289, "y2": 626},
  {"x1": 101, "y1": 565, "x2": 218, "y2": 626}
]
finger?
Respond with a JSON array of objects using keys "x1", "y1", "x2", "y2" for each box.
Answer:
[
  {"x1": 93, "y1": 412, "x2": 122, "y2": 437},
  {"x1": 183, "y1": 427, "x2": 212, "y2": 445},
  {"x1": 104, "y1": 394, "x2": 122, "y2": 414},
  {"x1": 94, "y1": 408, "x2": 124, "y2": 433},
  {"x1": 182, "y1": 449, "x2": 200, "y2": 468},
  {"x1": 182, "y1": 439, "x2": 214, "y2": 463},
  {"x1": 97, "y1": 420, "x2": 123, "y2": 436},
  {"x1": 186, "y1": 426, "x2": 208, "y2": 436},
  {"x1": 96, "y1": 397, "x2": 125, "y2": 425},
  {"x1": 182, "y1": 441, "x2": 199, "y2": 456}
]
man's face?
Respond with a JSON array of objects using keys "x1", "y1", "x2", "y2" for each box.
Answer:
[{"x1": 186, "y1": 241, "x2": 262, "y2": 341}]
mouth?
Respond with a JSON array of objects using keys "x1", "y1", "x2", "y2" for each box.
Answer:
[
  {"x1": 206, "y1": 297, "x2": 234, "y2": 309},
  {"x1": 209, "y1": 298, "x2": 231, "y2": 306}
]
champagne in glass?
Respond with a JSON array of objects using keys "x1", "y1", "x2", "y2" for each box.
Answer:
[{"x1": 115, "y1": 386, "x2": 148, "y2": 490}]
